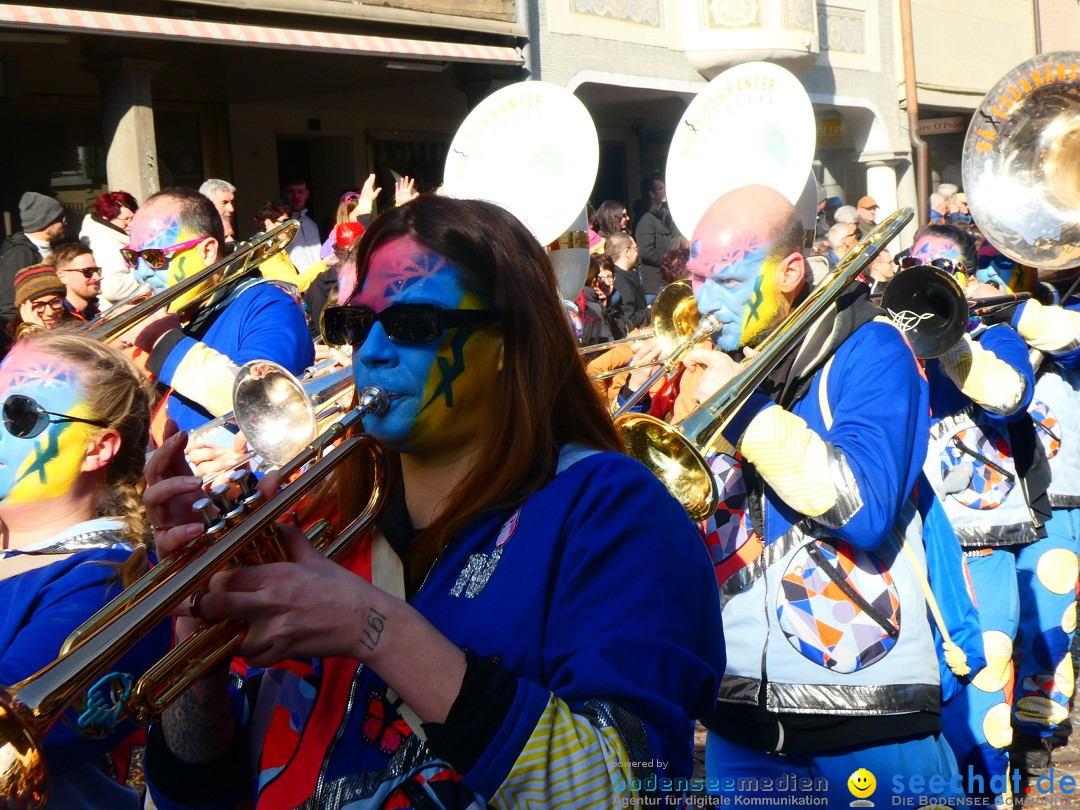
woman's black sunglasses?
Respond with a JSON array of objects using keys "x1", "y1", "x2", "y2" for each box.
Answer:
[
  {"x1": 321, "y1": 304, "x2": 499, "y2": 347},
  {"x1": 2, "y1": 394, "x2": 110, "y2": 440},
  {"x1": 895, "y1": 256, "x2": 968, "y2": 275}
]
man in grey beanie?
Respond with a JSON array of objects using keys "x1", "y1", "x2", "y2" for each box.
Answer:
[{"x1": 0, "y1": 191, "x2": 67, "y2": 328}]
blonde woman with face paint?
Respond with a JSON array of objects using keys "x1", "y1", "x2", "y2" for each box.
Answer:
[
  {"x1": 142, "y1": 195, "x2": 724, "y2": 810},
  {"x1": 0, "y1": 333, "x2": 170, "y2": 808}
]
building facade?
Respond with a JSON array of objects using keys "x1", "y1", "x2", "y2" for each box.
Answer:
[{"x1": 0, "y1": 0, "x2": 1072, "y2": 245}]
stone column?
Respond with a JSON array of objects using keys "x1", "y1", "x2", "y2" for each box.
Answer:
[{"x1": 87, "y1": 58, "x2": 162, "y2": 200}]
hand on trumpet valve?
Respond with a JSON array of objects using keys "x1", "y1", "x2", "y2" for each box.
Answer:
[
  {"x1": 684, "y1": 344, "x2": 746, "y2": 409},
  {"x1": 187, "y1": 431, "x2": 251, "y2": 482},
  {"x1": 626, "y1": 337, "x2": 663, "y2": 391}
]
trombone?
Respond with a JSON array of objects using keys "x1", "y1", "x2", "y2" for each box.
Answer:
[
  {"x1": 583, "y1": 282, "x2": 720, "y2": 416},
  {"x1": 83, "y1": 220, "x2": 299, "y2": 344},
  {"x1": 616, "y1": 208, "x2": 914, "y2": 521},
  {"x1": 0, "y1": 392, "x2": 389, "y2": 808}
]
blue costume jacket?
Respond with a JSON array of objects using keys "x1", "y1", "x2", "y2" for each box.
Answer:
[
  {"x1": 148, "y1": 281, "x2": 315, "y2": 433},
  {"x1": 0, "y1": 520, "x2": 171, "y2": 809},
  {"x1": 146, "y1": 450, "x2": 725, "y2": 809}
]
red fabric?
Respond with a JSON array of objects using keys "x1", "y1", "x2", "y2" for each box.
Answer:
[{"x1": 333, "y1": 223, "x2": 366, "y2": 250}]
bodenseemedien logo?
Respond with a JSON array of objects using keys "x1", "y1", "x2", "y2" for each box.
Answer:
[{"x1": 848, "y1": 768, "x2": 876, "y2": 807}]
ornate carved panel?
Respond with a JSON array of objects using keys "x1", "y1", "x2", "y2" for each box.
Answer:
[
  {"x1": 573, "y1": 0, "x2": 661, "y2": 26},
  {"x1": 703, "y1": 0, "x2": 762, "y2": 29},
  {"x1": 784, "y1": 0, "x2": 816, "y2": 31},
  {"x1": 818, "y1": 8, "x2": 864, "y2": 53}
]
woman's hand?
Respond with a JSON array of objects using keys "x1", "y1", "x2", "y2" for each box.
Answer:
[
  {"x1": 145, "y1": 423, "x2": 206, "y2": 552},
  {"x1": 354, "y1": 174, "x2": 382, "y2": 218},
  {"x1": 187, "y1": 432, "x2": 251, "y2": 484},
  {"x1": 198, "y1": 520, "x2": 394, "y2": 668}
]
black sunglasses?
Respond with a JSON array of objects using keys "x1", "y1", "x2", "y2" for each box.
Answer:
[
  {"x1": 60, "y1": 266, "x2": 101, "y2": 279},
  {"x1": 321, "y1": 304, "x2": 499, "y2": 347},
  {"x1": 2, "y1": 394, "x2": 110, "y2": 440},
  {"x1": 896, "y1": 256, "x2": 967, "y2": 275},
  {"x1": 977, "y1": 254, "x2": 1016, "y2": 271}
]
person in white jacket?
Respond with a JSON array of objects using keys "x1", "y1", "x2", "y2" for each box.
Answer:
[{"x1": 79, "y1": 191, "x2": 140, "y2": 308}]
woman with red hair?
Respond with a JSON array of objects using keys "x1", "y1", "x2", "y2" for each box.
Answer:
[{"x1": 79, "y1": 191, "x2": 140, "y2": 308}]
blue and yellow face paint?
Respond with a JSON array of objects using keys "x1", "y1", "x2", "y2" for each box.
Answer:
[
  {"x1": 911, "y1": 235, "x2": 968, "y2": 286},
  {"x1": 347, "y1": 236, "x2": 501, "y2": 455},
  {"x1": 975, "y1": 252, "x2": 1037, "y2": 295},
  {"x1": 0, "y1": 346, "x2": 99, "y2": 504},
  {"x1": 127, "y1": 202, "x2": 214, "y2": 312},
  {"x1": 688, "y1": 226, "x2": 786, "y2": 351}
]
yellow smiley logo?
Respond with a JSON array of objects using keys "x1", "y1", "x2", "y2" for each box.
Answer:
[{"x1": 848, "y1": 768, "x2": 876, "y2": 798}]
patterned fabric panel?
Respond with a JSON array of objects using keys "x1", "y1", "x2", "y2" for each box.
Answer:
[
  {"x1": 491, "y1": 695, "x2": 637, "y2": 810},
  {"x1": 776, "y1": 539, "x2": 901, "y2": 673},
  {"x1": 1029, "y1": 398, "x2": 1062, "y2": 460},
  {"x1": 939, "y1": 426, "x2": 1017, "y2": 510}
]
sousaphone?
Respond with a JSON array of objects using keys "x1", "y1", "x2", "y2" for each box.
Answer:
[
  {"x1": 443, "y1": 81, "x2": 599, "y2": 300},
  {"x1": 666, "y1": 61, "x2": 817, "y2": 239},
  {"x1": 962, "y1": 52, "x2": 1080, "y2": 273}
]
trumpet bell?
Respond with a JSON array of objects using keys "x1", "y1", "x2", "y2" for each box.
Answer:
[
  {"x1": 233, "y1": 360, "x2": 356, "y2": 466},
  {"x1": 880, "y1": 265, "x2": 968, "y2": 359},
  {"x1": 233, "y1": 363, "x2": 318, "y2": 466},
  {"x1": 617, "y1": 413, "x2": 718, "y2": 522}
]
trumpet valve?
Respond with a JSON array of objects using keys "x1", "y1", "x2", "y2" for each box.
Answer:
[
  {"x1": 229, "y1": 469, "x2": 259, "y2": 506},
  {"x1": 192, "y1": 497, "x2": 225, "y2": 534}
]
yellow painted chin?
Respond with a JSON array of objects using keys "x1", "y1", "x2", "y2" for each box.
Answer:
[
  {"x1": 6, "y1": 414, "x2": 97, "y2": 505},
  {"x1": 164, "y1": 252, "x2": 214, "y2": 313},
  {"x1": 739, "y1": 262, "x2": 785, "y2": 349}
]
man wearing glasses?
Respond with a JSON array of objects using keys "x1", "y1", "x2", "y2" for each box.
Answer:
[
  {"x1": 906, "y1": 223, "x2": 1050, "y2": 805},
  {"x1": 120, "y1": 187, "x2": 314, "y2": 443},
  {"x1": 48, "y1": 242, "x2": 102, "y2": 321},
  {"x1": 0, "y1": 192, "x2": 67, "y2": 331}
]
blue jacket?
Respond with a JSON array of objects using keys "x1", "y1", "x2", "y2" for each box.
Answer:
[
  {"x1": 147, "y1": 450, "x2": 725, "y2": 809},
  {"x1": 0, "y1": 525, "x2": 171, "y2": 809},
  {"x1": 153, "y1": 281, "x2": 314, "y2": 432}
]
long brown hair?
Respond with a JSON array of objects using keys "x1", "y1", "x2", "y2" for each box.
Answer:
[
  {"x1": 346, "y1": 195, "x2": 624, "y2": 584},
  {"x1": 22, "y1": 331, "x2": 156, "y2": 586}
]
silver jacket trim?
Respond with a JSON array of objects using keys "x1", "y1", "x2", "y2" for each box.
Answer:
[
  {"x1": 814, "y1": 445, "x2": 864, "y2": 529},
  {"x1": 718, "y1": 675, "x2": 939, "y2": 715},
  {"x1": 1050, "y1": 494, "x2": 1080, "y2": 508},
  {"x1": 955, "y1": 521, "x2": 1039, "y2": 547}
]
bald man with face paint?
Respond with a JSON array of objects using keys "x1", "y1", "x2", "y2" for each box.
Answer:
[
  {"x1": 676, "y1": 186, "x2": 963, "y2": 805},
  {"x1": 122, "y1": 187, "x2": 314, "y2": 440}
]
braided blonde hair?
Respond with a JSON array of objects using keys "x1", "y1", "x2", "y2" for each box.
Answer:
[{"x1": 20, "y1": 331, "x2": 156, "y2": 585}]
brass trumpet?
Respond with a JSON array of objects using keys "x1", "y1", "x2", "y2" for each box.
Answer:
[
  {"x1": 83, "y1": 220, "x2": 299, "y2": 343},
  {"x1": 0, "y1": 393, "x2": 389, "y2": 808},
  {"x1": 617, "y1": 209, "x2": 914, "y2": 520}
]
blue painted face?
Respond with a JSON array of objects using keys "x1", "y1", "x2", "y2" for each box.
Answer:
[
  {"x1": 976, "y1": 256, "x2": 1018, "y2": 291},
  {"x1": 687, "y1": 223, "x2": 785, "y2": 351},
  {"x1": 0, "y1": 346, "x2": 97, "y2": 504},
  {"x1": 347, "y1": 236, "x2": 501, "y2": 455},
  {"x1": 127, "y1": 200, "x2": 211, "y2": 309}
]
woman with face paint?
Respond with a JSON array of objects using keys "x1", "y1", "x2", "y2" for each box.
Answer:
[
  {"x1": 0, "y1": 332, "x2": 170, "y2": 808},
  {"x1": 142, "y1": 195, "x2": 725, "y2": 810}
]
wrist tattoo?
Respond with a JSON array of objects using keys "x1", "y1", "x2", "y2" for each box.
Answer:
[{"x1": 359, "y1": 608, "x2": 386, "y2": 653}]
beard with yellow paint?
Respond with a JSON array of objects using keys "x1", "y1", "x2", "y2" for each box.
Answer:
[
  {"x1": 0, "y1": 346, "x2": 102, "y2": 504},
  {"x1": 348, "y1": 236, "x2": 501, "y2": 457}
]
